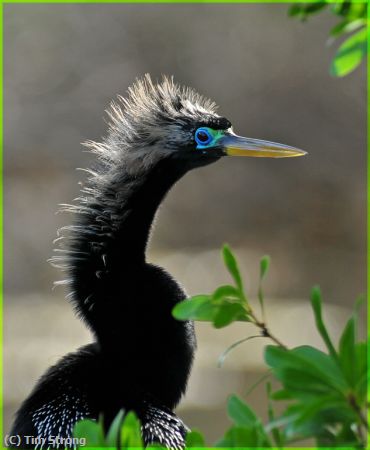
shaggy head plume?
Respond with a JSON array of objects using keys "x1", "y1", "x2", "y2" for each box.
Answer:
[{"x1": 83, "y1": 74, "x2": 228, "y2": 175}]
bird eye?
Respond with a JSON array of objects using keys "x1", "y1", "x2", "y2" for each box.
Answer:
[{"x1": 195, "y1": 128, "x2": 213, "y2": 146}]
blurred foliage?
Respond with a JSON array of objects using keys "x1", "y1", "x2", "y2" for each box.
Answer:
[
  {"x1": 173, "y1": 246, "x2": 368, "y2": 447},
  {"x1": 73, "y1": 247, "x2": 367, "y2": 449},
  {"x1": 73, "y1": 410, "x2": 146, "y2": 448},
  {"x1": 288, "y1": 0, "x2": 368, "y2": 76}
]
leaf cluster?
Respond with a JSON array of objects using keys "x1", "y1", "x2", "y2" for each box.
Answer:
[
  {"x1": 189, "y1": 298, "x2": 367, "y2": 448},
  {"x1": 264, "y1": 307, "x2": 367, "y2": 447},
  {"x1": 288, "y1": 1, "x2": 367, "y2": 76},
  {"x1": 172, "y1": 246, "x2": 367, "y2": 447},
  {"x1": 73, "y1": 410, "x2": 163, "y2": 449},
  {"x1": 173, "y1": 245, "x2": 271, "y2": 332}
]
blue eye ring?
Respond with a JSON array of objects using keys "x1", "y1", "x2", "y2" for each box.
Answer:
[{"x1": 195, "y1": 128, "x2": 213, "y2": 146}]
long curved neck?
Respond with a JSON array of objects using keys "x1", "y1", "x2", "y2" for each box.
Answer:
[
  {"x1": 52, "y1": 156, "x2": 195, "y2": 411},
  {"x1": 56, "y1": 157, "x2": 187, "y2": 331}
]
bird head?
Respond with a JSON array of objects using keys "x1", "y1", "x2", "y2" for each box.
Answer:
[{"x1": 87, "y1": 75, "x2": 306, "y2": 176}]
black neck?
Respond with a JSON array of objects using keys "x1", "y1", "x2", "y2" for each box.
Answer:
[
  {"x1": 110, "y1": 161, "x2": 186, "y2": 263},
  {"x1": 66, "y1": 157, "x2": 188, "y2": 331},
  {"x1": 58, "y1": 156, "x2": 195, "y2": 410}
]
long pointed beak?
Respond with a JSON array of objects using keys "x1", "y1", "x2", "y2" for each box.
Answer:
[{"x1": 220, "y1": 133, "x2": 307, "y2": 158}]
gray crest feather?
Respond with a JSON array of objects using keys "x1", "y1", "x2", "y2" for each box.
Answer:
[{"x1": 84, "y1": 74, "x2": 219, "y2": 167}]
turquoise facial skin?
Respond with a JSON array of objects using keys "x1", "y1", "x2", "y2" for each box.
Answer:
[{"x1": 195, "y1": 127, "x2": 225, "y2": 150}]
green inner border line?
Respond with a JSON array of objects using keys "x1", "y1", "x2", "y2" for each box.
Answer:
[
  {"x1": 1, "y1": 0, "x2": 368, "y2": 4},
  {"x1": 0, "y1": 2, "x2": 3, "y2": 449},
  {"x1": 0, "y1": 1, "x2": 368, "y2": 449},
  {"x1": 367, "y1": 0, "x2": 369, "y2": 443}
]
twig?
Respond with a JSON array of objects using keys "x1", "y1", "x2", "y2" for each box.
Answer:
[
  {"x1": 249, "y1": 310, "x2": 288, "y2": 350},
  {"x1": 348, "y1": 393, "x2": 368, "y2": 430},
  {"x1": 218, "y1": 335, "x2": 262, "y2": 367}
]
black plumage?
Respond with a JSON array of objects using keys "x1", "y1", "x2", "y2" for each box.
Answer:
[
  {"x1": 10, "y1": 75, "x2": 226, "y2": 450},
  {"x1": 10, "y1": 74, "x2": 305, "y2": 449}
]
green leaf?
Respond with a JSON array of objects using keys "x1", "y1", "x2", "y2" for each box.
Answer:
[
  {"x1": 310, "y1": 286, "x2": 339, "y2": 361},
  {"x1": 332, "y1": 424, "x2": 361, "y2": 447},
  {"x1": 354, "y1": 293, "x2": 365, "y2": 313},
  {"x1": 329, "y1": 18, "x2": 365, "y2": 39},
  {"x1": 274, "y1": 367, "x2": 336, "y2": 397},
  {"x1": 282, "y1": 408, "x2": 324, "y2": 441},
  {"x1": 73, "y1": 419, "x2": 104, "y2": 446},
  {"x1": 329, "y1": 20, "x2": 349, "y2": 39},
  {"x1": 330, "y1": 28, "x2": 367, "y2": 77},
  {"x1": 212, "y1": 284, "x2": 241, "y2": 301},
  {"x1": 354, "y1": 341, "x2": 367, "y2": 401},
  {"x1": 265, "y1": 345, "x2": 348, "y2": 394},
  {"x1": 294, "y1": 395, "x2": 356, "y2": 427},
  {"x1": 226, "y1": 396, "x2": 271, "y2": 445},
  {"x1": 288, "y1": 2, "x2": 327, "y2": 20},
  {"x1": 282, "y1": 396, "x2": 357, "y2": 441},
  {"x1": 259, "y1": 255, "x2": 270, "y2": 280},
  {"x1": 186, "y1": 430, "x2": 206, "y2": 447},
  {"x1": 215, "y1": 425, "x2": 260, "y2": 447},
  {"x1": 120, "y1": 411, "x2": 143, "y2": 448},
  {"x1": 105, "y1": 409, "x2": 124, "y2": 447},
  {"x1": 172, "y1": 295, "x2": 215, "y2": 321},
  {"x1": 330, "y1": 1, "x2": 366, "y2": 20},
  {"x1": 338, "y1": 316, "x2": 356, "y2": 386},
  {"x1": 266, "y1": 382, "x2": 284, "y2": 447},
  {"x1": 288, "y1": 3, "x2": 305, "y2": 17},
  {"x1": 227, "y1": 394, "x2": 258, "y2": 426},
  {"x1": 305, "y1": 2, "x2": 327, "y2": 15},
  {"x1": 222, "y1": 244, "x2": 243, "y2": 291},
  {"x1": 213, "y1": 302, "x2": 248, "y2": 328},
  {"x1": 270, "y1": 389, "x2": 294, "y2": 400},
  {"x1": 258, "y1": 255, "x2": 270, "y2": 320},
  {"x1": 288, "y1": 346, "x2": 348, "y2": 392},
  {"x1": 342, "y1": 1, "x2": 367, "y2": 21}
]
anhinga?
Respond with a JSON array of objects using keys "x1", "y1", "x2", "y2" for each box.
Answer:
[{"x1": 10, "y1": 75, "x2": 305, "y2": 449}]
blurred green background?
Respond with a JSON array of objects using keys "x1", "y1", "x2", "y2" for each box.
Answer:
[{"x1": 4, "y1": 3, "x2": 366, "y2": 443}]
